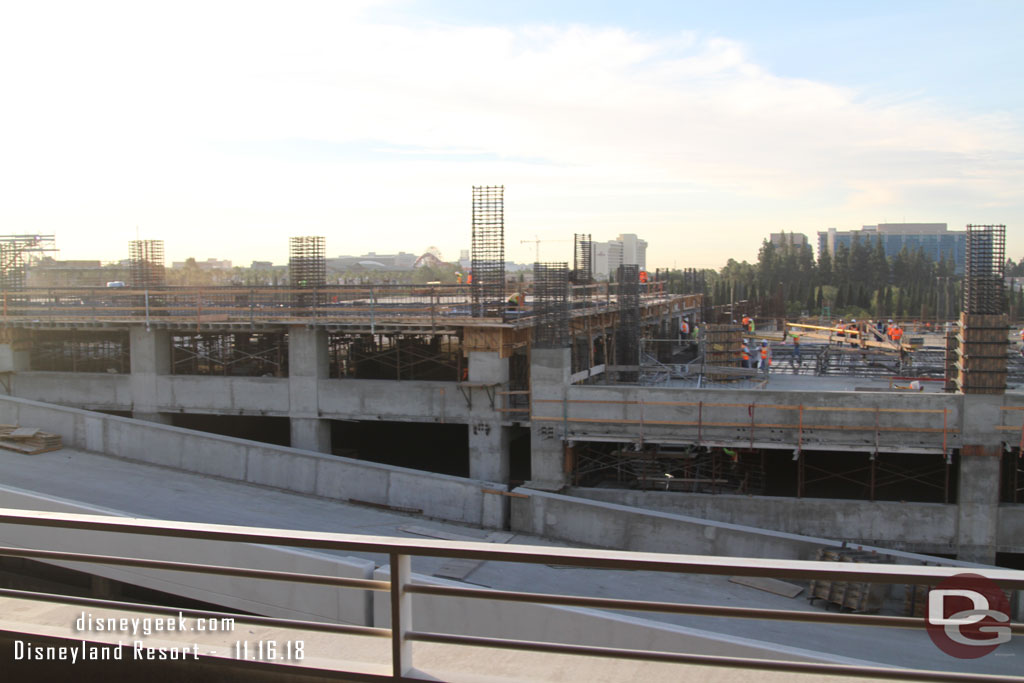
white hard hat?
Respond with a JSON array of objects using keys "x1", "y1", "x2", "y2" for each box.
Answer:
[
  {"x1": 761, "y1": 339, "x2": 767, "y2": 345},
  {"x1": 852, "y1": 319, "x2": 857, "y2": 323}
]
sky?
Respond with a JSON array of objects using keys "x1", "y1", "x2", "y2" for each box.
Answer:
[{"x1": 1, "y1": 0, "x2": 1021, "y2": 269}]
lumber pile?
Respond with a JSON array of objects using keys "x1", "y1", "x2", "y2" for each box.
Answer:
[
  {"x1": 0, "y1": 425, "x2": 63, "y2": 455},
  {"x1": 808, "y1": 547, "x2": 888, "y2": 613}
]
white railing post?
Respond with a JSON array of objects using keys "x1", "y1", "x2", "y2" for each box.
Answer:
[{"x1": 390, "y1": 552, "x2": 412, "y2": 678}]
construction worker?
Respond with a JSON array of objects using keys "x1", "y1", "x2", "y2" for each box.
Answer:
[
  {"x1": 759, "y1": 340, "x2": 771, "y2": 377},
  {"x1": 790, "y1": 333, "x2": 801, "y2": 372},
  {"x1": 741, "y1": 314, "x2": 750, "y2": 331},
  {"x1": 679, "y1": 318, "x2": 690, "y2": 340},
  {"x1": 891, "y1": 323, "x2": 903, "y2": 346},
  {"x1": 741, "y1": 339, "x2": 751, "y2": 369},
  {"x1": 507, "y1": 292, "x2": 523, "y2": 308}
]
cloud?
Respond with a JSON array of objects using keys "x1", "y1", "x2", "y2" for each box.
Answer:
[{"x1": 0, "y1": 2, "x2": 1020, "y2": 264}]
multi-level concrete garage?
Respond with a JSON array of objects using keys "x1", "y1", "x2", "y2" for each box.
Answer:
[{"x1": 0, "y1": 280, "x2": 1022, "y2": 568}]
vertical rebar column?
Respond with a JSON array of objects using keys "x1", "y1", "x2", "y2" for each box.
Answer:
[
  {"x1": 616, "y1": 264, "x2": 640, "y2": 382},
  {"x1": 533, "y1": 263, "x2": 570, "y2": 349},
  {"x1": 958, "y1": 224, "x2": 1008, "y2": 394},
  {"x1": 289, "y1": 236, "x2": 326, "y2": 313},
  {"x1": 963, "y1": 225, "x2": 1006, "y2": 314},
  {"x1": 128, "y1": 240, "x2": 166, "y2": 288},
  {"x1": 471, "y1": 186, "x2": 505, "y2": 318},
  {"x1": 572, "y1": 233, "x2": 593, "y2": 284}
]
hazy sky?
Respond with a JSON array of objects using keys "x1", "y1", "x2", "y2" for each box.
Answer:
[{"x1": 2, "y1": 1, "x2": 1021, "y2": 269}]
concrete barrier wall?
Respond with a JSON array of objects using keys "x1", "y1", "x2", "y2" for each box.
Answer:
[
  {"x1": 7, "y1": 372, "x2": 473, "y2": 424},
  {"x1": 318, "y1": 379, "x2": 469, "y2": 423},
  {"x1": 0, "y1": 486, "x2": 375, "y2": 624},
  {"x1": 511, "y1": 488, "x2": 994, "y2": 569},
  {"x1": 11, "y1": 372, "x2": 131, "y2": 411},
  {"x1": 539, "y1": 385, "x2": 966, "y2": 453},
  {"x1": 567, "y1": 488, "x2": 959, "y2": 554},
  {"x1": 159, "y1": 376, "x2": 289, "y2": 415},
  {"x1": 371, "y1": 567, "x2": 880, "y2": 666},
  {"x1": 0, "y1": 396, "x2": 508, "y2": 528}
]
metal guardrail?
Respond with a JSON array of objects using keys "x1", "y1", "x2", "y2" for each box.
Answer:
[
  {"x1": 0, "y1": 508, "x2": 1022, "y2": 680},
  {"x1": 0, "y1": 284, "x2": 685, "y2": 327}
]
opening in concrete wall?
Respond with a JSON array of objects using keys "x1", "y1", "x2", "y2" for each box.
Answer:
[
  {"x1": 996, "y1": 552, "x2": 1024, "y2": 570},
  {"x1": 509, "y1": 425, "x2": 531, "y2": 484},
  {"x1": 169, "y1": 414, "x2": 290, "y2": 447},
  {"x1": 567, "y1": 441, "x2": 958, "y2": 504},
  {"x1": 329, "y1": 419, "x2": 468, "y2": 477}
]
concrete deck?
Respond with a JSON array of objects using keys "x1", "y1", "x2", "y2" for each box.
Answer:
[{"x1": 0, "y1": 446, "x2": 1020, "y2": 676}]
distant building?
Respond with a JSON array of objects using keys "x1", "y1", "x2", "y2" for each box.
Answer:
[
  {"x1": 591, "y1": 234, "x2": 646, "y2": 280},
  {"x1": 172, "y1": 258, "x2": 232, "y2": 271},
  {"x1": 769, "y1": 233, "x2": 808, "y2": 248},
  {"x1": 27, "y1": 258, "x2": 128, "y2": 287},
  {"x1": 817, "y1": 223, "x2": 965, "y2": 274},
  {"x1": 327, "y1": 252, "x2": 419, "y2": 271}
]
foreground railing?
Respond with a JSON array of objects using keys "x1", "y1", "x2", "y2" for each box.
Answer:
[{"x1": 0, "y1": 508, "x2": 1021, "y2": 681}]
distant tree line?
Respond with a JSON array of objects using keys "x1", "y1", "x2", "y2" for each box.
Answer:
[{"x1": 666, "y1": 231, "x2": 1024, "y2": 322}]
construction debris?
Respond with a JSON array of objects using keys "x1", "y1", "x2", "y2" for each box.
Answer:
[{"x1": 0, "y1": 425, "x2": 63, "y2": 455}]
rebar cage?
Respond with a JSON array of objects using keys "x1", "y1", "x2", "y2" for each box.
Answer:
[
  {"x1": 962, "y1": 224, "x2": 1005, "y2": 314},
  {"x1": 533, "y1": 263, "x2": 570, "y2": 349},
  {"x1": 128, "y1": 240, "x2": 166, "y2": 288},
  {"x1": 471, "y1": 186, "x2": 505, "y2": 318}
]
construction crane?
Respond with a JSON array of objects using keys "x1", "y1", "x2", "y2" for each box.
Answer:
[{"x1": 520, "y1": 235, "x2": 570, "y2": 262}]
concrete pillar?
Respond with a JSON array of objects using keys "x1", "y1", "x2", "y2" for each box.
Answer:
[
  {"x1": 467, "y1": 351, "x2": 510, "y2": 482},
  {"x1": 527, "y1": 347, "x2": 571, "y2": 491},
  {"x1": 956, "y1": 394, "x2": 1003, "y2": 564},
  {"x1": 129, "y1": 327, "x2": 172, "y2": 424},
  {"x1": 956, "y1": 445, "x2": 1001, "y2": 564},
  {"x1": 0, "y1": 343, "x2": 30, "y2": 373},
  {"x1": 288, "y1": 325, "x2": 331, "y2": 453}
]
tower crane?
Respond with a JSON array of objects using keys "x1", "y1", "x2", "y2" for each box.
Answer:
[{"x1": 520, "y1": 235, "x2": 570, "y2": 262}]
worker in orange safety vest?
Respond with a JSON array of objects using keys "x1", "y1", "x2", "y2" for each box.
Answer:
[{"x1": 741, "y1": 340, "x2": 751, "y2": 368}]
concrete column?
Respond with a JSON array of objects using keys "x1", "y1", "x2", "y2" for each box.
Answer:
[
  {"x1": 956, "y1": 394, "x2": 1003, "y2": 564},
  {"x1": 956, "y1": 445, "x2": 1001, "y2": 564},
  {"x1": 129, "y1": 327, "x2": 172, "y2": 424},
  {"x1": 0, "y1": 343, "x2": 30, "y2": 373},
  {"x1": 467, "y1": 351, "x2": 510, "y2": 482},
  {"x1": 527, "y1": 347, "x2": 571, "y2": 491},
  {"x1": 288, "y1": 325, "x2": 330, "y2": 453}
]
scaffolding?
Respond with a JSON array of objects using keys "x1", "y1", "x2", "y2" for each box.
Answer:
[
  {"x1": 171, "y1": 332, "x2": 288, "y2": 376},
  {"x1": 471, "y1": 186, "x2": 505, "y2": 318},
  {"x1": 963, "y1": 225, "x2": 1006, "y2": 314},
  {"x1": 571, "y1": 233, "x2": 593, "y2": 285},
  {"x1": 533, "y1": 263, "x2": 570, "y2": 349},
  {"x1": 128, "y1": 240, "x2": 166, "y2": 288},
  {"x1": 328, "y1": 332, "x2": 461, "y2": 381},
  {"x1": 0, "y1": 234, "x2": 57, "y2": 291},
  {"x1": 28, "y1": 329, "x2": 130, "y2": 373}
]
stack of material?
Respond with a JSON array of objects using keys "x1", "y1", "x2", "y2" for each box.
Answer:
[
  {"x1": 703, "y1": 324, "x2": 743, "y2": 380},
  {"x1": 955, "y1": 313, "x2": 1008, "y2": 394},
  {"x1": 0, "y1": 425, "x2": 63, "y2": 455},
  {"x1": 808, "y1": 547, "x2": 889, "y2": 614}
]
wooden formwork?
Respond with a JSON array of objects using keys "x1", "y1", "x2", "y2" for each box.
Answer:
[
  {"x1": 956, "y1": 313, "x2": 1008, "y2": 394},
  {"x1": 704, "y1": 324, "x2": 742, "y2": 380}
]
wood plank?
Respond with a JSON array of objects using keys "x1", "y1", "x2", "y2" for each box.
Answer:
[
  {"x1": 9, "y1": 427, "x2": 40, "y2": 439},
  {"x1": 729, "y1": 575, "x2": 804, "y2": 598}
]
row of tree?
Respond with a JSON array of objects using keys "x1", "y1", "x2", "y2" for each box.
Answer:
[{"x1": 668, "y1": 232, "x2": 1022, "y2": 322}]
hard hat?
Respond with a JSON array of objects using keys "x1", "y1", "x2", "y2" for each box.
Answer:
[
  {"x1": 852, "y1": 319, "x2": 857, "y2": 323},
  {"x1": 888, "y1": 319, "x2": 893, "y2": 323},
  {"x1": 742, "y1": 339, "x2": 748, "y2": 344},
  {"x1": 761, "y1": 340, "x2": 767, "y2": 346}
]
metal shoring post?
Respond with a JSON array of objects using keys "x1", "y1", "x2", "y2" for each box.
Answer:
[
  {"x1": 144, "y1": 288, "x2": 151, "y2": 331},
  {"x1": 639, "y1": 395, "x2": 645, "y2": 449},
  {"x1": 870, "y1": 407, "x2": 879, "y2": 501},
  {"x1": 370, "y1": 285, "x2": 375, "y2": 336},
  {"x1": 944, "y1": 407, "x2": 953, "y2": 503},
  {"x1": 749, "y1": 403, "x2": 756, "y2": 451},
  {"x1": 249, "y1": 288, "x2": 255, "y2": 327},
  {"x1": 697, "y1": 400, "x2": 703, "y2": 447},
  {"x1": 390, "y1": 552, "x2": 412, "y2": 677}
]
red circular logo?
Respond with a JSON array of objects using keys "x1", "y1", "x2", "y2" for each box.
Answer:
[{"x1": 926, "y1": 573, "x2": 1011, "y2": 659}]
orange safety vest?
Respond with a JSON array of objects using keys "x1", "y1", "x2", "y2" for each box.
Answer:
[
  {"x1": 741, "y1": 316, "x2": 750, "y2": 327},
  {"x1": 742, "y1": 346, "x2": 750, "y2": 361},
  {"x1": 892, "y1": 326, "x2": 903, "y2": 341}
]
